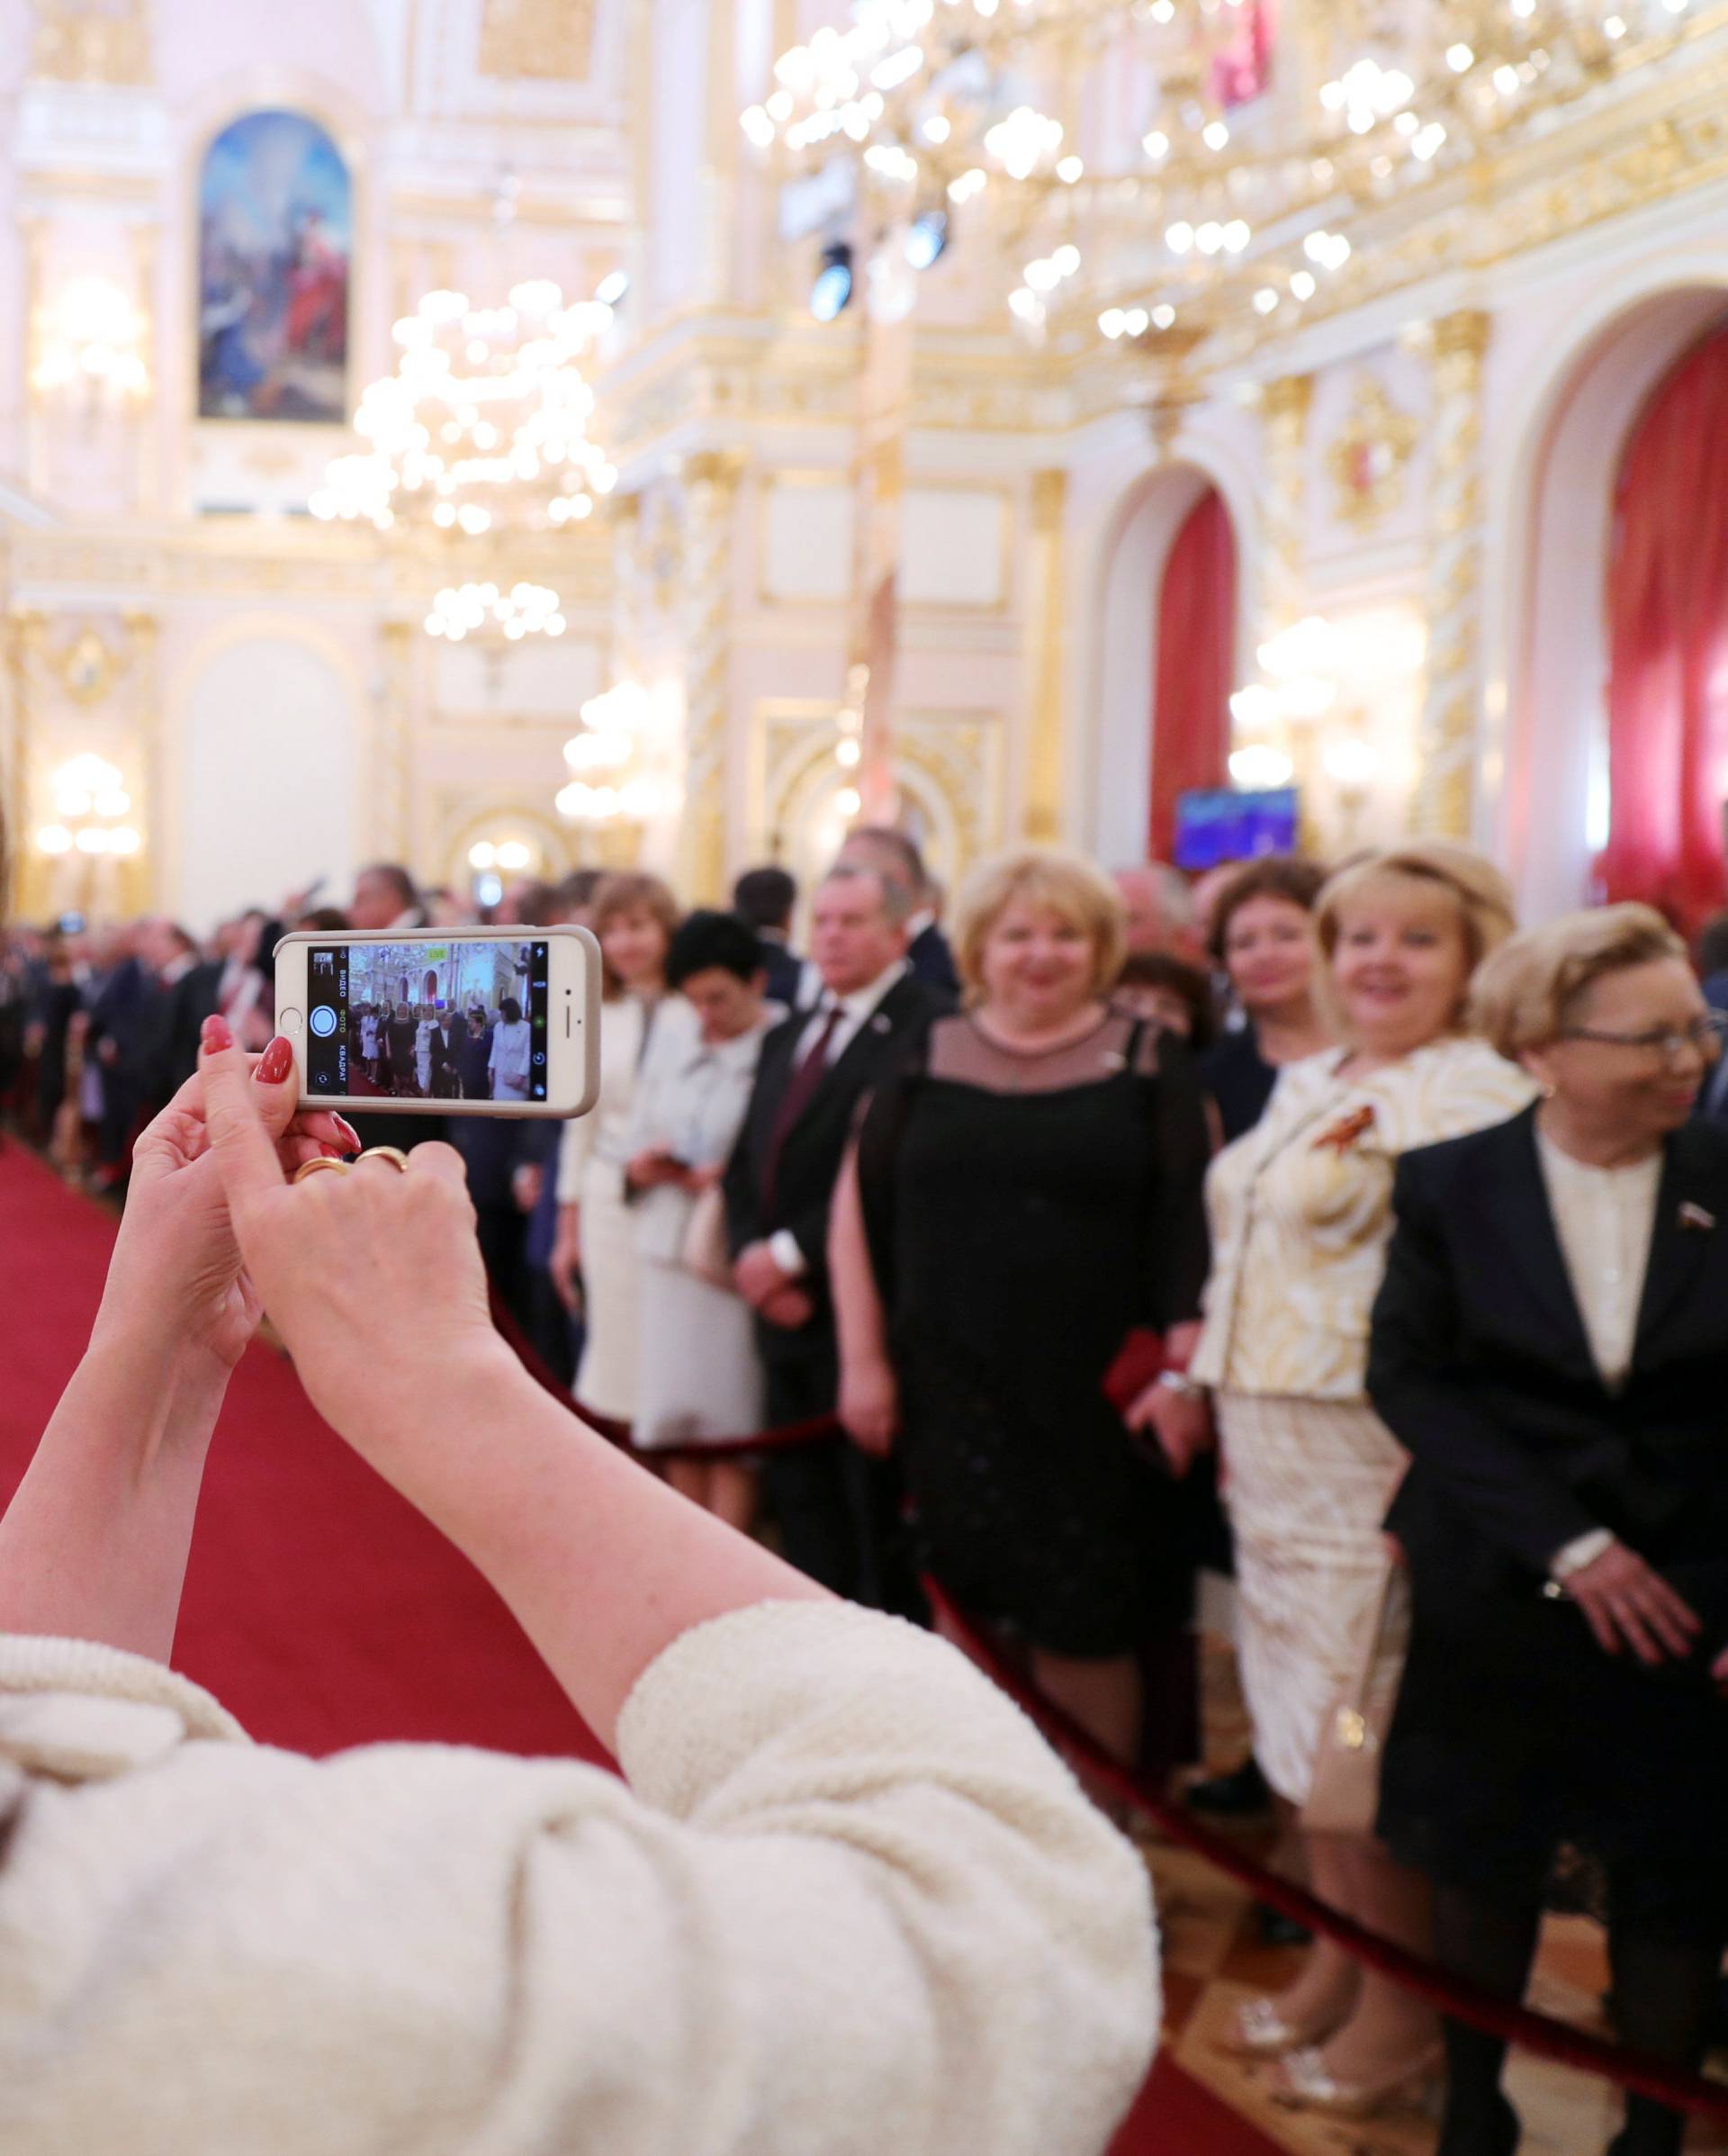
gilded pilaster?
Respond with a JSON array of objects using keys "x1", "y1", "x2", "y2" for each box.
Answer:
[
  {"x1": 680, "y1": 453, "x2": 744, "y2": 903},
  {"x1": 1260, "y1": 372, "x2": 1313, "y2": 636},
  {"x1": 379, "y1": 619, "x2": 416, "y2": 862},
  {"x1": 122, "y1": 609, "x2": 160, "y2": 912},
  {"x1": 1024, "y1": 469, "x2": 1067, "y2": 844},
  {"x1": 1417, "y1": 310, "x2": 1492, "y2": 839},
  {"x1": 1, "y1": 610, "x2": 28, "y2": 917}
]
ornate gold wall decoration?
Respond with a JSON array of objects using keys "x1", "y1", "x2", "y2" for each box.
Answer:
[
  {"x1": 30, "y1": 0, "x2": 151, "y2": 85},
  {"x1": 1327, "y1": 375, "x2": 1420, "y2": 530},
  {"x1": 477, "y1": 0, "x2": 597, "y2": 83},
  {"x1": 1416, "y1": 310, "x2": 1493, "y2": 840},
  {"x1": 1260, "y1": 372, "x2": 1313, "y2": 634},
  {"x1": 755, "y1": 703, "x2": 999, "y2": 897},
  {"x1": 379, "y1": 621, "x2": 417, "y2": 861},
  {"x1": 1023, "y1": 469, "x2": 1066, "y2": 844},
  {"x1": 679, "y1": 452, "x2": 746, "y2": 903}
]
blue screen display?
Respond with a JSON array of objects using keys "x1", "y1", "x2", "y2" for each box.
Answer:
[{"x1": 1173, "y1": 788, "x2": 1300, "y2": 871}]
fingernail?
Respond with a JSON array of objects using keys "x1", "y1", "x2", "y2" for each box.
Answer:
[
  {"x1": 201, "y1": 1014, "x2": 233, "y2": 1054},
  {"x1": 333, "y1": 1115, "x2": 362, "y2": 1153},
  {"x1": 256, "y1": 1036, "x2": 294, "y2": 1086}
]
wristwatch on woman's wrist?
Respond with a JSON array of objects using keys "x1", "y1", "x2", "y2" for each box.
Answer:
[{"x1": 1156, "y1": 1368, "x2": 1202, "y2": 1399}]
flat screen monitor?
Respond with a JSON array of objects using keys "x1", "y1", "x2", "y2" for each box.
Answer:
[{"x1": 1173, "y1": 787, "x2": 1300, "y2": 871}]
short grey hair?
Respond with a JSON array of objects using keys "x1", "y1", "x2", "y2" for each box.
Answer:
[{"x1": 820, "y1": 861, "x2": 916, "y2": 926}]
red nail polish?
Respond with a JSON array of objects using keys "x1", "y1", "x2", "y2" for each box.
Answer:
[
  {"x1": 333, "y1": 1116, "x2": 362, "y2": 1152},
  {"x1": 201, "y1": 1014, "x2": 233, "y2": 1053},
  {"x1": 256, "y1": 1036, "x2": 294, "y2": 1086}
]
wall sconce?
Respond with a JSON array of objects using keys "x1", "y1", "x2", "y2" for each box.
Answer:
[
  {"x1": 36, "y1": 753, "x2": 141, "y2": 860},
  {"x1": 32, "y1": 277, "x2": 150, "y2": 406},
  {"x1": 1228, "y1": 744, "x2": 1295, "y2": 789},
  {"x1": 556, "y1": 681, "x2": 675, "y2": 825}
]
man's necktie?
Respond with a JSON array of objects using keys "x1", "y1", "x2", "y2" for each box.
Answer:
[{"x1": 761, "y1": 1003, "x2": 843, "y2": 1213}]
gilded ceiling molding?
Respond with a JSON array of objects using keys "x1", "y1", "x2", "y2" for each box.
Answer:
[
  {"x1": 29, "y1": 0, "x2": 151, "y2": 86},
  {"x1": 477, "y1": 0, "x2": 596, "y2": 82}
]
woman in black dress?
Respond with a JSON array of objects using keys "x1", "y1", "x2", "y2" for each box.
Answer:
[
  {"x1": 1369, "y1": 906, "x2": 1728, "y2": 2156},
  {"x1": 831, "y1": 849, "x2": 1211, "y2": 1765}
]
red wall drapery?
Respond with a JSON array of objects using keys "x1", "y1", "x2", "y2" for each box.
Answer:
[
  {"x1": 1150, "y1": 486, "x2": 1238, "y2": 861},
  {"x1": 1601, "y1": 323, "x2": 1728, "y2": 927}
]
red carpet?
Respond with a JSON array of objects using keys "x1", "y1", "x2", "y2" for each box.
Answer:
[
  {"x1": 0, "y1": 1139, "x2": 1279, "y2": 2155},
  {"x1": 1113, "y1": 2057, "x2": 1283, "y2": 2156},
  {"x1": 0, "y1": 1141, "x2": 605, "y2": 1764}
]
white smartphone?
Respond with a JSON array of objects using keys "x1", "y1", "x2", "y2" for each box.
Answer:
[{"x1": 272, "y1": 925, "x2": 600, "y2": 1118}]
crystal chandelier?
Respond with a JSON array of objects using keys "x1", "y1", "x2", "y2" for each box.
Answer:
[
  {"x1": 742, "y1": 0, "x2": 1704, "y2": 364},
  {"x1": 312, "y1": 280, "x2": 618, "y2": 636}
]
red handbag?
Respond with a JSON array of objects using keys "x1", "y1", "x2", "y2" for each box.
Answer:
[{"x1": 1101, "y1": 1325, "x2": 1166, "y2": 1416}]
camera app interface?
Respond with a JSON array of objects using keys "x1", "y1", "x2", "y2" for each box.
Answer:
[{"x1": 306, "y1": 941, "x2": 551, "y2": 1104}]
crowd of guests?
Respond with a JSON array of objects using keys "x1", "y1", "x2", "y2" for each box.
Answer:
[
  {"x1": 7, "y1": 825, "x2": 1728, "y2": 2156},
  {"x1": 349, "y1": 998, "x2": 533, "y2": 1102}
]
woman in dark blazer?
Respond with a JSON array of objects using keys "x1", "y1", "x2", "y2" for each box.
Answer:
[{"x1": 1368, "y1": 905, "x2": 1728, "y2": 2156}]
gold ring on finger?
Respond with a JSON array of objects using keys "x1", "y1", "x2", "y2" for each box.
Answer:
[
  {"x1": 292, "y1": 1155, "x2": 353, "y2": 1185},
  {"x1": 354, "y1": 1145, "x2": 410, "y2": 1174}
]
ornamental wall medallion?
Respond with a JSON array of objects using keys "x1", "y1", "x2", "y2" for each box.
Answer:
[
  {"x1": 1326, "y1": 374, "x2": 1420, "y2": 530},
  {"x1": 478, "y1": 0, "x2": 597, "y2": 81}
]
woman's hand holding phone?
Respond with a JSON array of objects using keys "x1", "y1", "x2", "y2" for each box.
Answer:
[
  {"x1": 198, "y1": 1028, "x2": 512, "y2": 1457},
  {"x1": 95, "y1": 1023, "x2": 359, "y2": 1379}
]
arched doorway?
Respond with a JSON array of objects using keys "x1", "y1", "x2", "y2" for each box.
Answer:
[
  {"x1": 1598, "y1": 321, "x2": 1728, "y2": 928},
  {"x1": 1150, "y1": 487, "x2": 1238, "y2": 861},
  {"x1": 1504, "y1": 286, "x2": 1728, "y2": 922},
  {"x1": 1093, "y1": 465, "x2": 1240, "y2": 865}
]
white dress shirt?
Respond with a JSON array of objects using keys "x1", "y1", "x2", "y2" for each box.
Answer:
[
  {"x1": 769, "y1": 959, "x2": 910, "y2": 1278},
  {"x1": 1536, "y1": 1128, "x2": 1664, "y2": 1583}
]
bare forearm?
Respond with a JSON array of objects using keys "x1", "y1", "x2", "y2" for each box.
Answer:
[
  {"x1": 356, "y1": 1351, "x2": 832, "y2": 1755},
  {"x1": 0, "y1": 1331, "x2": 227, "y2": 1660},
  {"x1": 829, "y1": 1150, "x2": 890, "y2": 1367}
]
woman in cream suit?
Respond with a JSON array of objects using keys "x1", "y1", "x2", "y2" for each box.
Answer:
[
  {"x1": 625, "y1": 911, "x2": 781, "y2": 1528},
  {"x1": 1190, "y1": 843, "x2": 1534, "y2": 2119},
  {"x1": 553, "y1": 875, "x2": 687, "y2": 1426}
]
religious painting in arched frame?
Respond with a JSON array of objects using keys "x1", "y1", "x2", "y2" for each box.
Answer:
[{"x1": 197, "y1": 110, "x2": 351, "y2": 423}]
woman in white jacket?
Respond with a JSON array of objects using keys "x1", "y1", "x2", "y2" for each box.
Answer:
[
  {"x1": 0, "y1": 1013, "x2": 1158, "y2": 2156},
  {"x1": 625, "y1": 909, "x2": 782, "y2": 1527}
]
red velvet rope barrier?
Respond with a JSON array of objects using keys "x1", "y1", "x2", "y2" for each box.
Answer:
[
  {"x1": 925, "y1": 1579, "x2": 1728, "y2": 2124},
  {"x1": 492, "y1": 1292, "x2": 841, "y2": 1456},
  {"x1": 489, "y1": 1292, "x2": 1728, "y2": 2122}
]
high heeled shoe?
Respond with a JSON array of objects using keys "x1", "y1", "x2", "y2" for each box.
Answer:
[
  {"x1": 1271, "y1": 2038, "x2": 1444, "y2": 2121},
  {"x1": 1213, "y1": 1994, "x2": 1352, "y2": 2060}
]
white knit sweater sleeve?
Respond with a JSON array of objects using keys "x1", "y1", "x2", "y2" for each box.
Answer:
[{"x1": 0, "y1": 1602, "x2": 1157, "y2": 2156}]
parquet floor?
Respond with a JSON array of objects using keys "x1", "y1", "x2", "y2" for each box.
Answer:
[{"x1": 1152, "y1": 1634, "x2": 1728, "y2": 2156}]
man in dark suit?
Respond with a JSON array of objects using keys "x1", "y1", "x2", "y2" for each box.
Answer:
[
  {"x1": 837, "y1": 825, "x2": 960, "y2": 997},
  {"x1": 724, "y1": 864, "x2": 950, "y2": 1613},
  {"x1": 733, "y1": 864, "x2": 812, "y2": 1012},
  {"x1": 429, "y1": 1008, "x2": 464, "y2": 1098},
  {"x1": 83, "y1": 927, "x2": 151, "y2": 1180},
  {"x1": 137, "y1": 919, "x2": 221, "y2": 1110}
]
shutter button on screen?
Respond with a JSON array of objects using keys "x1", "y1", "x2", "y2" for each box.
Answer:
[{"x1": 309, "y1": 1006, "x2": 338, "y2": 1038}]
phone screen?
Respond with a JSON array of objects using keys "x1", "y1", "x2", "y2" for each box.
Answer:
[{"x1": 305, "y1": 939, "x2": 552, "y2": 1104}]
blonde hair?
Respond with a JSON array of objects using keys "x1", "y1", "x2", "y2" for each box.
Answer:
[
  {"x1": 952, "y1": 848, "x2": 1127, "y2": 1005},
  {"x1": 1314, "y1": 841, "x2": 1516, "y2": 1038},
  {"x1": 1471, "y1": 903, "x2": 1689, "y2": 1060}
]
